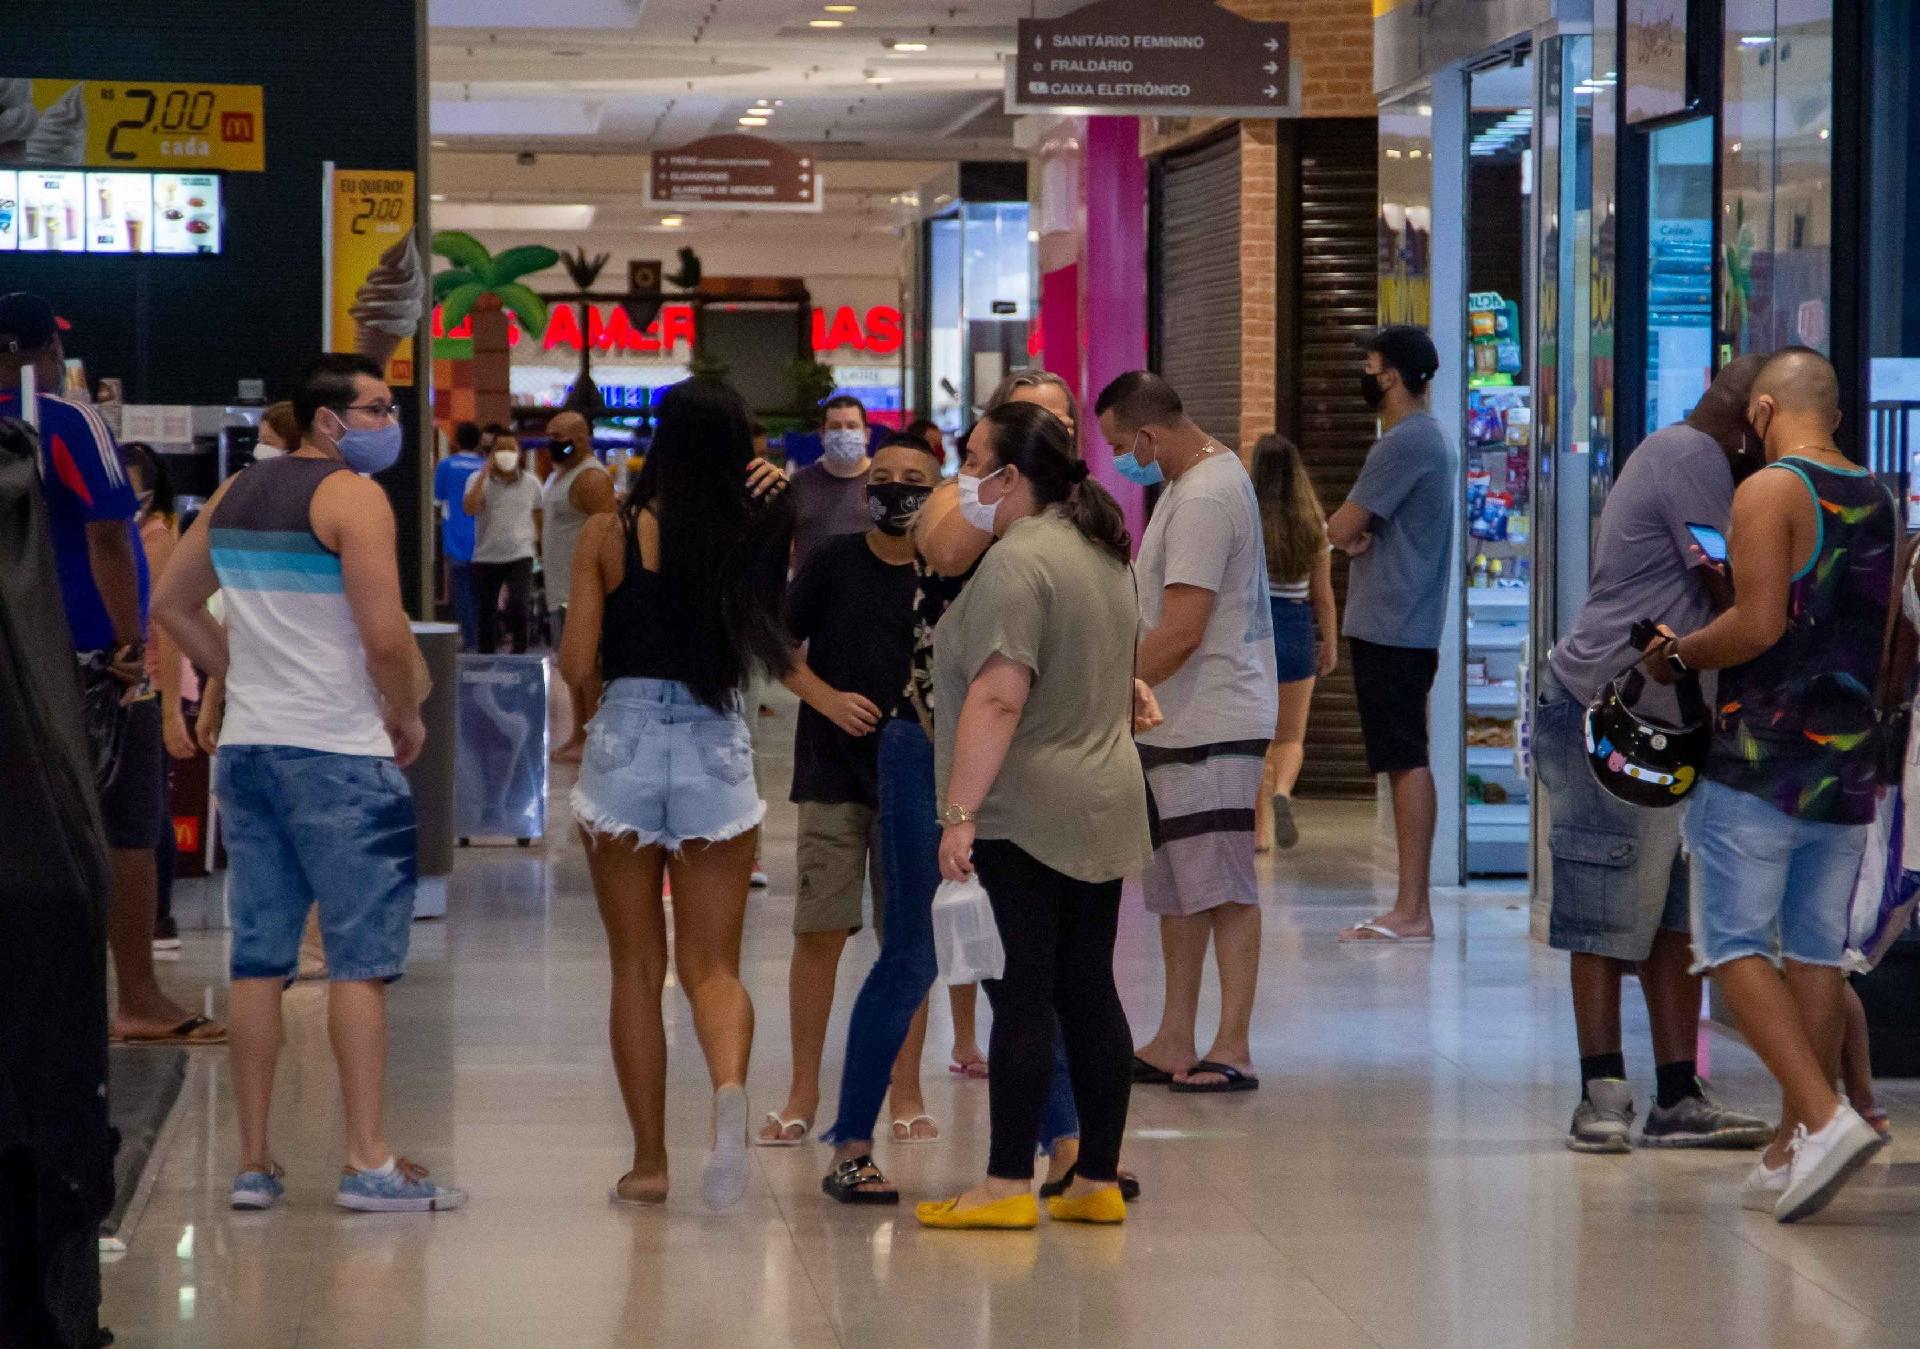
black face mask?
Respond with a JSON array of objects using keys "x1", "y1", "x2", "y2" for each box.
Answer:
[
  {"x1": 550, "y1": 438, "x2": 576, "y2": 459},
  {"x1": 867, "y1": 481, "x2": 930, "y2": 536},
  {"x1": 1359, "y1": 371, "x2": 1388, "y2": 411}
]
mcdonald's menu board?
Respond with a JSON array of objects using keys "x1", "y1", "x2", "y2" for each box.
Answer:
[
  {"x1": 1, "y1": 80, "x2": 265, "y2": 172},
  {"x1": 0, "y1": 170, "x2": 222, "y2": 253}
]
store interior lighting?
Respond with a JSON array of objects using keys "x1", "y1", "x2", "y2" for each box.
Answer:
[{"x1": 1470, "y1": 107, "x2": 1533, "y2": 157}]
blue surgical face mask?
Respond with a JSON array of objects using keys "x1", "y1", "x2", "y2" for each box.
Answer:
[
  {"x1": 331, "y1": 413, "x2": 404, "y2": 476},
  {"x1": 1112, "y1": 429, "x2": 1163, "y2": 486}
]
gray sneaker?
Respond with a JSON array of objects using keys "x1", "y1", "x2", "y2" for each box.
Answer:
[
  {"x1": 1641, "y1": 1085, "x2": 1774, "y2": 1149},
  {"x1": 1568, "y1": 1078, "x2": 1635, "y2": 1154}
]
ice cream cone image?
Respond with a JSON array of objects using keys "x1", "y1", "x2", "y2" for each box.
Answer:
[
  {"x1": 349, "y1": 233, "x2": 426, "y2": 369},
  {"x1": 22, "y1": 85, "x2": 87, "y2": 167}
]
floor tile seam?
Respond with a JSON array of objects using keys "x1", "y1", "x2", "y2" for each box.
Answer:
[
  {"x1": 1719, "y1": 1216, "x2": 1896, "y2": 1329},
  {"x1": 757, "y1": 1148, "x2": 849, "y2": 1348}
]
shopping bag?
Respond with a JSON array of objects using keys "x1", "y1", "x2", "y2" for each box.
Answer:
[
  {"x1": 931, "y1": 874, "x2": 1005, "y2": 985},
  {"x1": 1846, "y1": 787, "x2": 1920, "y2": 972}
]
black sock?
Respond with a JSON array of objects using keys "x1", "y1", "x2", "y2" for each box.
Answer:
[
  {"x1": 1655, "y1": 1060, "x2": 1701, "y2": 1110},
  {"x1": 1580, "y1": 1052, "x2": 1627, "y2": 1098}
]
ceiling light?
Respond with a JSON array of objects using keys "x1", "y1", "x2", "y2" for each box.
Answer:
[
  {"x1": 824, "y1": 3, "x2": 858, "y2": 10},
  {"x1": 891, "y1": 41, "x2": 928, "y2": 52},
  {"x1": 1417, "y1": 105, "x2": 1431, "y2": 117},
  {"x1": 430, "y1": 139, "x2": 449, "y2": 149},
  {"x1": 1027, "y1": 230, "x2": 1038, "y2": 243},
  {"x1": 866, "y1": 76, "x2": 892, "y2": 84},
  {"x1": 660, "y1": 216, "x2": 684, "y2": 228},
  {"x1": 1818, "y1": 127, "x2": 1830, "y2": 139},
  {"x1": 810, "y1": 18, "x2": 844, "y2": 27},
  {"x1": 430, "y1": 193, "x2": 447, "y2": 202},
  {"x1": 739, "y1": 115, "x2": 769, "y2": 126}
]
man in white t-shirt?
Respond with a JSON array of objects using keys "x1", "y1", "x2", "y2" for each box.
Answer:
[
  {"x1": 462, "y1": 433, "x2": 542, "y2": 653},
  {"x1": 1097, "y1": 371, "x2": 1278, "y2": 1095}
]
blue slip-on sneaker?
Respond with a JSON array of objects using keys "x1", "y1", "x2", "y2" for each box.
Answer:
[
  {"x1": 336, "y1": 1158, "x2": 467, "y2": 1213},
  {"x1": 230, "y1": 1165, "x2": 286, "y2": 1211}
]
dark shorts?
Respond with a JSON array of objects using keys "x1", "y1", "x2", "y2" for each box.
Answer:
[
  {"x1": 1269, "y1": 597, "x2": 1317, "y2": 683},
  {"x1": 97, "y1": 694, "x2": 165, "y2": 850},
  {"x1": 1349, "y1": 636, "x2": 1439, "y2": 775}
]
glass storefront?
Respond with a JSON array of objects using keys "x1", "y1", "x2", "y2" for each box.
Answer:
[{"x1": 919, "y1": 200, "x2": 1032, "y2": 438}]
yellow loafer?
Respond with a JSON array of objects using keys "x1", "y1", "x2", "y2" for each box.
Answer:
[
  {"x1": 914, "y1": 1192, "x2": 1039, "y2": 1230},
  {"x1": 1046, "y1": 1187, "x2": 1127, "y2": 1225}
]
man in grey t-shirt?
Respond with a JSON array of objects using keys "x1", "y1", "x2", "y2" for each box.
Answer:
[
  {"x1": 1537, "y1": 354, "x2": 1771, "y2": 1155},
  {"x1": 1327, "y1": 326, "x2": 1454, "y2": 943},
  {"x1": 1097, "y1": 371, "x2": 1277, "y2": 1094}
]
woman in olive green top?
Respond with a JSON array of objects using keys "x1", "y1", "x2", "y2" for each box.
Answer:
[{"x1": 917, "y1": 400, "x2": 1153, "y2": 1231}]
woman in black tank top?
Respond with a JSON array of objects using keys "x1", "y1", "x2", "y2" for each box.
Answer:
[{"x1": 556, "y1": 377, "x2": 793, "y2": 1210}]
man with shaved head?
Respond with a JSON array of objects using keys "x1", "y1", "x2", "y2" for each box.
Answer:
[
  {"x1": 542, "y1": 409, "x2": 615, "y2": 761},
  {"x1": 1642, "y1": 347, "x2": 1897, "y2": 1222},
  {"x1": 1537, "y1": 354, "x2": 1771, "y2": 1156}
]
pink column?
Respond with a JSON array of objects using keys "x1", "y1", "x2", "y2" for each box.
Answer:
[{"x1": 1078, "y1": 116, "x2": 1148, "y2": 545}]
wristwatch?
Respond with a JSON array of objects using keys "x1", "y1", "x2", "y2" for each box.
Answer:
[
  {"x1": 1662, "y1": 639, "x2": 1690, "y2": 678},
  {"x1": 938, "y1": 802, "x2": 978, "y2": 826}
]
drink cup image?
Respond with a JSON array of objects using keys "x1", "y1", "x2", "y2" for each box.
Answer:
[
  {"x1": 23, "y1": 201, "x2": 38, "y2": 241},
  {"x1": 125, "y1": 214, "x2": 143, "y2": 251}
]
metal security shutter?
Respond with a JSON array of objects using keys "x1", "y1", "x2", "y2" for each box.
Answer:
[
  {"x1": 1278, "y1": 119, "x2": 1379, "y2": 799},
  {"x1": 1152, "y1": 130, "x2": 1243, "y2": 449}
]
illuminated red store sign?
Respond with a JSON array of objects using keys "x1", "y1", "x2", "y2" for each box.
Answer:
[{"x1": 433, "y1": 302, "x2": 903, "y2": 356}]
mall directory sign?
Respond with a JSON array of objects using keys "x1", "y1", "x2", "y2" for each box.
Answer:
[
  {"x1": 646, "y1": 135, "x2": 822, "y2": 212},
  {"x1": 1005, "y1": 0, "x2": 1292, "y2": 118},
  {"x1": 1, "y1": 79, "x2": 265, "y2": 172},
  {"x1": 0, "y1": 169, "x2": 221, "y2": 253}
]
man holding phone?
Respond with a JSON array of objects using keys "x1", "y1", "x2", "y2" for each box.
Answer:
[{"x1": 1533, "y1": 355, "x2": 1772, "y2": 1155}]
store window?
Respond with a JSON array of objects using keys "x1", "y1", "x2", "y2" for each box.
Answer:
[
  {"x1": 1644, "y1": 116, "x2": 1715, "y2": 435},
  {"x1": 1865, "y1": 0, "x2": 1920, "y2": 503},
  {"x1": 1378, "y1": 95, "x2": 1433, "y2": 327},
  {"x1": 920, "y1": 202, "x2": 1032, "y2": 436},
  {"x1": 1721, "y1": 0, "x2": 1834, "y2": 357}
]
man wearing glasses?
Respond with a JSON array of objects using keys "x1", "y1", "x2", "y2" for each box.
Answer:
[{"x1": 155, "y1": 354, "x2": 466, "y2": 1214}]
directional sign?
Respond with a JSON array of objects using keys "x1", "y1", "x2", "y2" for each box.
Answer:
[
  {"x1": 645, "y1": 134, "x2": 823, "y2": 213},
  {"x1": 1005, "y1": 0, "x2": 1293, "y2": 119}
]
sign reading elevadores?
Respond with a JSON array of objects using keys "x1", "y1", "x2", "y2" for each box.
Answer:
[
  {"x1": 1005, "y1": 0, "x2": 1292, "y2": 118},
  {"x1": 646, "y1": 135, "x2": 823, "y2": 213}
]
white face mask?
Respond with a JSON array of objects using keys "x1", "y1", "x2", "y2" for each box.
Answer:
[
  {"x1": 821, "y1": 427, "x2": 868, "y2": 470},
  {"x1": 252, "y1": 441, "x2": 283, "y2": 461},
  {"x1": 492, "y1": 449, "x2": 520, "y2": 473},
  {"x1": 956, "y1": 466, "x2": 1006, "y2": 533}
]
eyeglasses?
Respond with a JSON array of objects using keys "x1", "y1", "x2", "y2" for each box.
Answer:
[{"x1": 337, "y1": 400, "x2": 403, "y2": 421}]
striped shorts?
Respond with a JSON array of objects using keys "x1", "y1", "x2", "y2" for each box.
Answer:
[{"x1": 1139, "y1": 739, "x2": 1267, "y2": 917}]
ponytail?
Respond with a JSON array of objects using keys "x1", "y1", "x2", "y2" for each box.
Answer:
[{"x1": 1062, "y1": 470, "x2": 1131, "y2": 565}]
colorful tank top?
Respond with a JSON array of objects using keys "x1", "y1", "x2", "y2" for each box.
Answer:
[
  {"x1": 894, "y1": 556, "x2": 975, "y2": 723},
  {"x1": 1707, "y1": 457, "x2": 1896, "y2": 824}
]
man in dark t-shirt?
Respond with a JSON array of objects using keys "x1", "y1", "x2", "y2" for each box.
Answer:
[{"x1": 758, "y1": 432, "x2": 940, "y2": 1145}]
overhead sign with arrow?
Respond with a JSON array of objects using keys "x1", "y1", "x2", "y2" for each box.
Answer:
[
  {"x1": 1004, "y1": 0, "x2": 1295, "y2": 119},
  {"x1": 645, "y1": 134, "x2": 823, "y2": 213}
]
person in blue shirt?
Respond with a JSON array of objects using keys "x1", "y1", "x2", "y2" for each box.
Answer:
[
  {"x1": 0, "y1": 290, "x2": 223, "y2": 1045},
  {"x1": 433, "y1": 421, "x2": 485, "y2": 650}
]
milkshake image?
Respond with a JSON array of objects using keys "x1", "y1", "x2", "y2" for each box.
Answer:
[
  {"x1": 125, "y1": 213, "x2": 143, "y2": 252},
  {"x1": 348, "y1": 232, "x2": 426, "y2": 367},
  {"x1": 22, "y1": 200, "x2": 38, "y2": 243}
]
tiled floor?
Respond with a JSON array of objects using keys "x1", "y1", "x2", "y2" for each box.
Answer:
[{"x1": 103, "y1": 703, "x2": 1920, "y2": 1347}]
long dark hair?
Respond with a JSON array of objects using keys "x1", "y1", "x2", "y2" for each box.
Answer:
[
  {"x1": 121, "y1": 441, "x2": 177, "y2": 526},
  {"x1": 622, "y1": 378, "x2": 794, "y2": 710},
  {"x1": 975, "y1": 401, "x2": 1129, "y2": 564},
  {"x1": 1250, "y1": 433, "x2": 1325, "y2": 583}
]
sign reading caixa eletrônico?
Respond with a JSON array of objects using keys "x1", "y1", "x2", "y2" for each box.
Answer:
[
  {"x1": 645, "y1": 134, "x2": 823, "y2": 213},
  {"x1": 1004, "y1": 0, "x2": 1293, "y2": 119}
]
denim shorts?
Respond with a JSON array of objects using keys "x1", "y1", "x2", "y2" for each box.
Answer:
[
  {"x1": 571, "y1": 677, "x2": 763, "y2": 851},
  {"x1": 1534, "y1": 668, "x2": 1688, "y2": 960},
  {"x1": 216, "y1": 745, "x2": 417, "y2": 983},
  {"x1": 1269, "y1": 597, "x2": 1317, "y2": 683},
  {"x1": 1683, "y1": 779, "x2": 1867, "y2": 972}
]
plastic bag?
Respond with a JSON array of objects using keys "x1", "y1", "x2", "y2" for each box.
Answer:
[{"x1": 931, "y1": 874, "x2": 1005, "y2": 985}]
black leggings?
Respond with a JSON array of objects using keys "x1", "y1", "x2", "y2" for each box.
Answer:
[
  {"x1": 974, "y1": 838, "x2": 1132, "y2": 1183},
  {"x1": 473, "y1": 557, "x2": 533, "y2": 654}
]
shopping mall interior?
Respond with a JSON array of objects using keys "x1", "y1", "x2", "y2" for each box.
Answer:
[{"x1": 5, "y1": 1, "x2": 1920, "y2": 1346}]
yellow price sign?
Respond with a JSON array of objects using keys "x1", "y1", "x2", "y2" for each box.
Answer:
[
  {"x1": 327, "y1": 168, "x2": 422, "y2": 387},
  {"x1": 16, "y1": 79, "x2": 265, "y2": 172}
]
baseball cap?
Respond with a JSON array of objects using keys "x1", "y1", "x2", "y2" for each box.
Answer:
[
  {"x1": 0, "y1": 292, "x2": 60, "y2": 354},
  {"x1": 1362, "y1": 324, "x2": 1440, "y2": 386}
]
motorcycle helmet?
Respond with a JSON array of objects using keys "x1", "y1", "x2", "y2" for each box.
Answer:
[{"x1": 1584, "y1": 666, "x2": 1709, "y2": 809}]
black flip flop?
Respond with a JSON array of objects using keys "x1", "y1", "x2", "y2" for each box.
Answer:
[
  {"x1": 1131, "y1": 1055, "x2": 1175, "y2": 1085},
  {"x1": 821, "y1": 1155, "x2": 900, "y2": 1205},
  {"x1": 1168, "y1": 1060, "x2": 1260, "y2": 1094}
]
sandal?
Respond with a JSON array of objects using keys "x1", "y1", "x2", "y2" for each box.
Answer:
[
  {"x1": 754, "y1": 1112, "x2": 811, "y2": 1147},
  {"x1": 890, "y1": 1114, "x2": 939, "y2": 1144},
  {"x1": 112, "y1": 1014, "x2": 228, "y2": 1046},
  {"x1": 821, "y1": 1155, "x2": 900, "y2": 1205},
  {"x1": 1168, "y1": 1060, "x2": 1260, "y2": 1094},
  {"x1": 1039, "y1": 1163, "x2": 1141, "y2": 1202},
  {"x1": 1131, "y1": 1055, "x2": 1174, "y2": 1085}
]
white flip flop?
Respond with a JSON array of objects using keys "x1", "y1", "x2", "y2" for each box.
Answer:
[
  {"x1": 890, "y1": 1114, "x2": 940, "y2": 1144},
  {"x1": 1339, "y1": 920, "x2": 1435, "y2": 944},
  {"x1": 753, "y1": 1112, "x2": 811, "y2": 1147}
]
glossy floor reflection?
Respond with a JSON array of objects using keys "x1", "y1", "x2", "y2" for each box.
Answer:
[{"x1": 102, "y1": 702, "x2": 1920, "y2": 1348}]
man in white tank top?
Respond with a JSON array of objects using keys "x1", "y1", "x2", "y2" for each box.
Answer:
[
  {"x1": 540, "y1": 411, "x2": 616, "y2": 762},
  {"x1": 154, "y1": 354, "x2": 465, "y2": 1214}
]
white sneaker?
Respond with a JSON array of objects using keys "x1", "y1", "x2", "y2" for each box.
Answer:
[
  {"x1": 1740, "y1": 1156, "x2": 1788, "y2": 1212},
  {"x1": 1776, "y1": 1103, "x2": 1881, "y2": 1223},
  {"x1": 702, "y1": 1084, "x2": 751, "y2": 1211}
]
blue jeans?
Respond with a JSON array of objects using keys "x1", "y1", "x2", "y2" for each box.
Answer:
[
  {"x1": 824, "y1": 718, "x2": 1078, "y2": 1150},
  {"x1": 449, "y1": 558, "x2": 479, "y2": 651}
]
